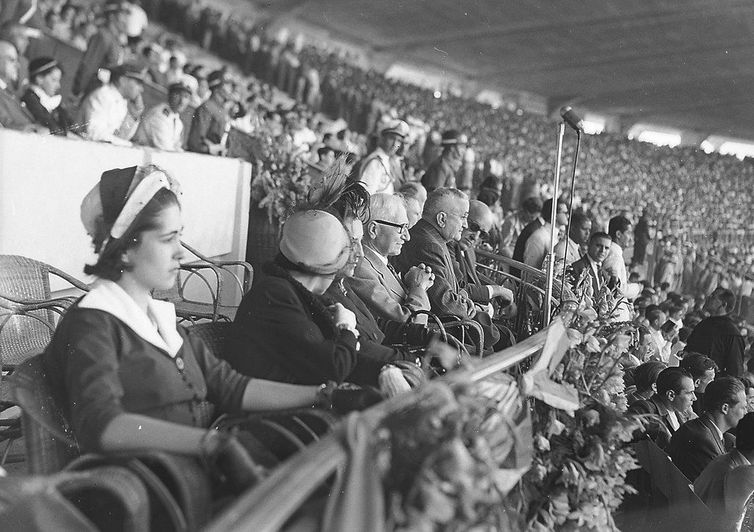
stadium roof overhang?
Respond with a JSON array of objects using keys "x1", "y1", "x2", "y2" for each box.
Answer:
[{"x1": 251, "y1": 0, "x2": 754, "y2": 140}]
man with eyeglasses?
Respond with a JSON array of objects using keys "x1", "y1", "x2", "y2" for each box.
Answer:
[
  {"x1": 448, "y1": 200, "x2": 514, "y2": 309},
  {"x1": 395, "y1": 188, "x2": 501, "y2": 350},
  {"x1": 350, "y1": 194, "x2": 434, "y2": 324}
]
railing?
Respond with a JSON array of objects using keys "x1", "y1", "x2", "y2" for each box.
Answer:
[
  {"x1": 474, "y1": 248, "x2": 565, "y2": 338},
  {"x1": 205, "y1": 322, "x2": 554, "y2": 532}
]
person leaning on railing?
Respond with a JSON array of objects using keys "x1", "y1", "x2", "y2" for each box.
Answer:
[{"x1": 42, "y1": 164, "x2": 338, "y2": 493}]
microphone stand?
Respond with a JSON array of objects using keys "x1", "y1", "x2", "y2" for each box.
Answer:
[
  {"x1": 560, "y1": 129, "x2": 582, "y2": 303},
  {"x1": 543, "y1": 122, "x2": 565, "y2": 326}
]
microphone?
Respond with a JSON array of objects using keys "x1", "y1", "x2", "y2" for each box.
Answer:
[{"x1": 560, "y1": 106, "x2": 584, "y2": 132}]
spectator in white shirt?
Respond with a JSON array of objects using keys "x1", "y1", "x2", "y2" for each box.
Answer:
[
  {"x1": 133, "y1": 78, "x2": 191, "y2": 151},
  {"x1": 78, "y1": 62, "x2": 145, "y2": 146}
]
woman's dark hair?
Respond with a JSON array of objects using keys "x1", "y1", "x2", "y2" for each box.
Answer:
[{"x1": 84, "y1": 188, "x2": 180, "y2": 281}]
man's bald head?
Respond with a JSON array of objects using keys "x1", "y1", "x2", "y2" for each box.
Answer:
[
  {"x1": 367, "y1": 193, "x2": 405, "y2": 224},
  {"x1": 468, "y1": 200, "x2": 495, "y2": 234}
]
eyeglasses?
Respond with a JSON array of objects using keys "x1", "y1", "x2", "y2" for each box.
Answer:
[
  {"x1": 467, "y1": 221, "x2": 488, "y2": 237},
  {"x1": 374, "y1": 220, "x2": 409, "y2": 234}
]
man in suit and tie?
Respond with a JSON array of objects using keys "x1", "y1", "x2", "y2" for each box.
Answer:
[
  {"x1": 628, "y1": 367, "x2": 697, "y2": 452},
  {"x1": 694, "y1": 413, "x2": 754, "y2": 528},
  {"x1": 448, "y1": 200, "x2": 514, "y2": 308},
  {"x1": 570, "y1": 232, "x2": 612, "y2": 298},
  {"x1": 394, "y1": 188, "x2": 500, "y2": 349},
  {"x1": 350, "y1": 193, "x2": 434, "y2": 323},
  {"x1": 669, "y1": 377, "x2": 746, "y2": 482}
]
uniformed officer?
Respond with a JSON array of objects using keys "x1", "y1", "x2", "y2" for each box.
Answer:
[
  {"x1": 358, "y1": 119, "x2": 409, "y2": 195},
  {"x1": 421, "y1": 129, "x2": 468, "y2": 193},
  {"x1": 187, "y1": 69, "x2": 234, "y2": 155},
  {"x1": 133, "y1": 78, "x2": 192, "y2": 151}
]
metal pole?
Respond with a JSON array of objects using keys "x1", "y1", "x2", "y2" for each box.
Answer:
[
  {"x1": 560, "y1": 130, "x2": 582, "y2": 302},
  {"x1": 543, "y1": 122, "x2": 566, "y2": 326}
]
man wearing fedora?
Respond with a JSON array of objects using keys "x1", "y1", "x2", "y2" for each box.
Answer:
[
  {"x1": 358, "y1": 119, "x2": 410, "y2": 195},
  {"x1": 134, "y1": 77, "x2": 192, "y2": 151},
  {"x1": 21, "y1": 56, "x2": 75, "y2": 135},
  {"x1": 78, "y1": 62, "x2": 146, "y2": 146},
  {"x1": 187, "y1": 69, "x2": 234, "y2": 155},
  {"x1": 421, "y1": 129, "x2": 467, "y2": 193}
]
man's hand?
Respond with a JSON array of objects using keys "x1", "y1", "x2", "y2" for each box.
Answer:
[
  {"x1": 205, "y1": 140, "x2": 228, "y2": 156},
  {"x1": 404, "y1": 263, "x2": 435, "y2": 291},
  {"x1": 489, "y1": 285, "x2": 514, "y2": 304}
]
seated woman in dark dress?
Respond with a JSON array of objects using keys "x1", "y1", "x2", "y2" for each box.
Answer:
[{"x1": 43, "y1": 165, "x2": 330, "y2": 489}]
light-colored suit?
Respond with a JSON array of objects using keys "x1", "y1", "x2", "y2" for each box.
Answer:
[{"x1": 350, "y1": 245, "x2": 430, "y2": 323}]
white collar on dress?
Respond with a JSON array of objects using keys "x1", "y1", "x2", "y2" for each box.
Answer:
[
  {"x1": 78, "y1": 280, "x2": 183, "y2": 357},
  {"x1": 30, "y1": 84, "x2": 62, "y2": 113}
]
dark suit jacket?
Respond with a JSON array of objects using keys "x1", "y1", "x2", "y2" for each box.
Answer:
[
  {"x1": 420, "y1": 155, "x2": 456, "y2": 192},
  {"x1": 20, "y1": 88, "x2": 74, "y2": 135},
  {"x1": 225, "y1": 264, "x2": 383, "y2": 386},
  {"x1": 570, "y1": 255, "x2": 603, "y2": 295},
  {"x1": 394, "y1": 219, "x2": 473, "y2": 318},
  {"x1": 448, "y1": 242, "x2": 492, "y2": 303},
  {"x1": 686, "y1": 316, "x2": 746, "y2": 377},
  {"x1": 0, "y1": 87, "x2": 34, "y2": 129},
  {"x1": 350, "y1": 245, "x2": 430, "y2": 323},
  {"x1": 628, "y1": 396, "x2": 679, "y2": 452},
  {"x1": 669, "y1": 414, "x2": 735, "y2": 482},
  {"x1": 511, "y1": 218, "x2": 544, "y2": 277}
]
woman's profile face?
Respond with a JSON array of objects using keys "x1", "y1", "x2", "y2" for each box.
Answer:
[{"x1": 122, "y1": 204, "x2": 184, "y2": 292}]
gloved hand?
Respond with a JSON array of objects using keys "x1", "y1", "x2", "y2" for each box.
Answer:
[
  {"x1": 202, "y1": 431, "x2": 264, "y2": 493},
  {"x1": 331, "y1": 385, "x2": 383, "y2": 414}
]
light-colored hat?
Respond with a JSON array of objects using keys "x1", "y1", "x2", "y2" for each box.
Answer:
[
  {"x1": 279, "y1": 210, "x2": 351, "y2": 275},
  {"x1": 380, "y1": 119, "x2": 409, "y2": 139},
  {"x1": 81, "y1": 165, "x2": 181, "y2": 250}
]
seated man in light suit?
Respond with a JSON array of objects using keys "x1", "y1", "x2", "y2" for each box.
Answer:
[{"x1": 350, "y1": 193, "x2": 434, "y2": 324}]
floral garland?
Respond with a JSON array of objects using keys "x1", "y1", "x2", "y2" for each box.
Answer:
[
  {"x1": 377, "y1": 279, "x2": 645, "y2": 530},
  {"x1": 250, "y1": 132, "x2": 313, "y2": 225}
]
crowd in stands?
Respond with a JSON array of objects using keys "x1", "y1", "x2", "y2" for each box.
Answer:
[{"x1": 3, "y1": 1, "x2": 754, "y2": 527}]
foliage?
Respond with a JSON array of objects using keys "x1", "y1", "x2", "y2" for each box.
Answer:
[
  {"x1": 510, "y1": 299, "x2": 643, "y2": 531},
  {"x1": 377, "y1": 377, "x2": 531, "y2": 532},
  {"x1": 250, "y1": 133, "x2": 313, "y2": 225}
]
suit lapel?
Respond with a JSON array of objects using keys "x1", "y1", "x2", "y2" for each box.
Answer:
[{"x1": 365, "y1": 247, "x2": 405, "y2": 299}]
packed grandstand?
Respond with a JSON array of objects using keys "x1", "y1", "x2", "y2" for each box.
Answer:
[{"x1": 0, "y1": 1, "x2": 753, "y2": 531}]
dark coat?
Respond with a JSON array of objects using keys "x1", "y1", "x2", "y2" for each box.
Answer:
[
  {"x1": 187, "y1": 96, "x2": 229, "y2": 153},
  {"x1": 669, "y1": 414, "x2": 735, "y2": 482},
  {"x1": 224, "y1": 263, "x2": 383, "y2": 386},
  {"x1": 448, "y1": 242, "x2": 491, "y2": 304},
  {"x1": 73, "y1": 26, "x2": 124, "y2": 96},
  {"x1": 686, "y1": 316, "x2": 746, "y2": 377},
  {"x1": 570, "y1": 255, "x2": 604, "y2": 295},
  {"x1": 394, "y1": 220, "x2": 500, "y2": 349},
  {"x1": 325, "y1": 278, "x2": 420, "y2": 357},
  {"x1": 420, "y1": 155, "x2": 456, "y2": 192},
  {"x1": 394, "y1": 219, "x2": 472, "y2": 318},
  {"x1": 20, "y1": 88, "x2": 75, "y2": 135},
  {"x1": 0, "y1": 86, "x2": 34, "y2": 129},
  {"x1": 43, "y1": 306, "x2": 248, "y2": 452},
  {"x1": 628, "y1": 396, "x2": 679, "y2": 452},
  {"x1": 511, "y1": 218, "x2": 544, "y2": 277}
]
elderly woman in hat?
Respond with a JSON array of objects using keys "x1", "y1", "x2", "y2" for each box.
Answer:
[
  {"x1": 20, "y1": 57, "x2": 76, "y2": 136},
  {"x1": 225, "y1": 209, "x2": 389, "y2": 386},
  {"x1": 43, "y1": 165, "x2": 331, "y2": 492}
]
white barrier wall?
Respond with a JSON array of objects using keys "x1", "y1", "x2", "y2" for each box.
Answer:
[{"x1": 0, "y1": 130, "x2": 252, "y2": 291}]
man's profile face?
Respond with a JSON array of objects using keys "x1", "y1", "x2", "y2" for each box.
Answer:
[
  {"x1": 441, "y1": 198, "x2": 468, "y2": 242},
  {"x1": 670, "y1": 376, "x2": 696, "y2": 413}
]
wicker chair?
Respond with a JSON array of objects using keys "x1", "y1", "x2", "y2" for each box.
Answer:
[
  {"x1": 187, "y1": 323, "x2": 339, "y2": 462},
  {"x1": 0, "y1": 255, "x2": 88, "y2": 368},
  {"x1": 153, "y1": 242, "x2": 253, "y2": 324}
]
